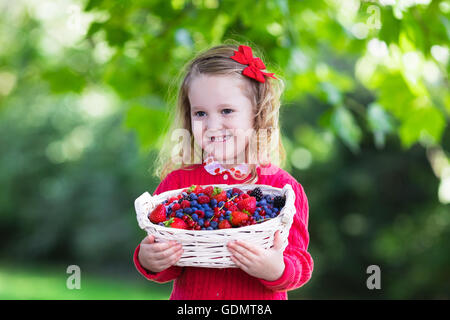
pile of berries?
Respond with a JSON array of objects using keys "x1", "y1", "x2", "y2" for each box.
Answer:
[{"x1": 148, "y1": 185, "x2": 286, "y2": 230}]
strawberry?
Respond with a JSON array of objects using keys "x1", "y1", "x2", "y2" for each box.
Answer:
[
  {"x1": 213, "y1": 191, "x2": 227, "y2": 203},
  {"x1": 237, "y1": 196, "x2": 256, "y2": 214},
  {"x1": 197, "y1": 195, "x2": 210, "y2": 204},
  {"x1": 219, "y1": 220, "x2": 232, "y2": 229},
  {"x1": 188, "y1": 185, "x2": 203, "y2": 194},
  {"x1": 149, "y1": 204, "x2": 167, "y2": 224},
  {"x1": 229, "y1": 211, "x2": 249, "y2": 227},
  {"x1": 164, "y1": 217, "x2": 188, "y2": 229}
]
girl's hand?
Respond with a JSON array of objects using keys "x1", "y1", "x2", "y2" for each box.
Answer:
[
  {"x1": 138, "y1": 235, "x2": 183, "y2": 273},
  {"x1": 227, "y1": 230, "x2": 285, "y2": 281}
]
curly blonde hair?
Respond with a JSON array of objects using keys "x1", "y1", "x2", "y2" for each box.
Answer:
[{"x1": 154, "y1": 41, "x2": 286, "y2": 184}]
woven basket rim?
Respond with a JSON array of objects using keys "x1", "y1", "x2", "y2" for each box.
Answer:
[{"x1": 136, "y1": 183, "x2": 292, "y2": 234}]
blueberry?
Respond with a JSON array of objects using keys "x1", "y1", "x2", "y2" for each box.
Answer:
[
  {"x1": 189, "y1": 194, "x2": 198, "y2": 201},
  {"x1": 176, "y1": 212, "x2": 184, "y2": 218},
  {"x1": 218, "y1": 216, "x2": 224, "y2": 222},
  {"x1": 198, "y1": 218, "x2": 204, "y2": 226},
  {"x1": 184, "y1": 208, "x2": 192, "y2": 214},
  {"x1": 176, "y1": 209, "x2": 183, "y2": 215},
  {"x1": 218, "y1": 201, "x2": 225, "y2": 207},
  {"x1": 273, "y1": 208, "x2": 279, "y2": 213},
  {"x1": 232, "y1": 193, "x2": 238, "y2": 197},
  {"x1": 210, "y1": 221, "x2": 218, "y2": 229},
  {"x1": 198, "y1": 193, "x2": 205, "y2": 197},
  {"x1": 192, "y1": 213, "x2": 198, "y2": 221},
  {"x1": 227, "y1": 190, "x2": 232, "y2": 198},
  {"x1": 210, "y1": 199, "x2": 217, "y2": 206},
  {"x1": 225, "y1": 210, "x2": 231, "y2": 215},
  {"x1": 259, "y1": 199, "x2": 267, "y2": 206},
  {"x1": 190, "y1": 200, "x2": 198, "y2": 207},
  {"x1": 265, "y1": 209, "x2": 272, "y2": 215},
  {"x1": 205, "y1": 210, "x2": 214, "y2": 219},
  {"x1": 158, "y1": 222, "x2": 164, "y2": 226},
  {"x1": 206, "y1": 227, "x2": 213, "y2": 230}
]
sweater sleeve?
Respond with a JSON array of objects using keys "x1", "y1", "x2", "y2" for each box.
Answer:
[
  {"x1": 133, "y1": 171, "x2": 184, "y2": 283},
  {"x1": 259, "y1": 180, "x2": 314, "y2": 292}
]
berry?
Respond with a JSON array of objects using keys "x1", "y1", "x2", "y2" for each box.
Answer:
[
  {"x1": 219, "y1": 220, "x2": 232, "y2": 229},
  {"x1": 198, "y1": 195, "x2": 210, "y2": 204},
  {"x1": 210, "y1": 221, "x2": 218, "y2": 229},
  {"x1": 250, "y1": 187, "x2": 263, "y2": 201},
  {"x1": 273, "y1": 195, "x2": 286, "y2": 209},
  {"x1": 232, "y1": 187, "x2": 243, "y2": 195},
  {"x1": 149, "y1": 204, "x2": 167, "y2": 224},
  {"x1": 203, "y1": 186, "x2": 214, "y2": 197},
  {"x1": 164, "y1": 217, "x2": 188, "y2": 229},
  {"x1": 181, "y1": 200, "x2": 191, "y2": 208},
  {"x1": 172, "y1": 203, "x2": 181, "y2": 211},
  {"x1": 168, "y1": 196, "x2": 178, "y2": 204},
  {"x1": 229, "y1": 211, "x2": 249, "y2": 227},
  {"x1": 237, "y1": 196, "x2": 256, "y2": 214},
  {"x1": 213, "y1": 191, "x2": 227, "y2": 203},
  {"x1": 195, "y1": 210, "x2": 205, "y2": 218}
]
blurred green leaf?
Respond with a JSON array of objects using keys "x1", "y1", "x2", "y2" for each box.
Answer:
[
  {"x1": 331, "y1": 106, "x2": 362, "y2": 153},
  {"x1": 367, "y1": 102, "x2": 395, "y2": 149},
  {"x1": 124, "y1": 105, "x2": 169, "y2": 150}
]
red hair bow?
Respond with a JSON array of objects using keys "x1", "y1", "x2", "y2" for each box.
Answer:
[{"x1": 230, "y1": 45, "x2": 277, "y2": 83}]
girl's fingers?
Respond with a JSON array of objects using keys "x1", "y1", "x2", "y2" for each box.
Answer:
[
  {"x1": 154, "y1": 244, "x2": 183, "y2": 260},
  {"x1": 152, "y1": 241, "x2": 179, "y2": 252},
  {"x1": 232, "y1": 240, "x2": 261, "y2": 256},
  {"x1": 228, "y1": 247, "x2": 251, "y2": 267},
  {"x1": 228, "y1": 241, "x2": 258, "y2": 261},
  {"x1": 230, "y1": 255, "x2": 248, "y2": 272}
]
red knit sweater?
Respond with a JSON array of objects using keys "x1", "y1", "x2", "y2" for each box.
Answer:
[{"x1": 133, "y1": 163, "x2": 313, "y2": 300}]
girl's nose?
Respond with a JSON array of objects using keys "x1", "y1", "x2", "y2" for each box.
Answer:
[{"x1": 206, "y1": 114, "x2": 224, "y2": 130}]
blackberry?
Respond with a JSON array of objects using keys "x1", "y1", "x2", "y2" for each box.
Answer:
[
  {"x1": 273, "y1": 195, "x2": 286, "y2": 209},
  {"x1": 250, "y1": 187, "x2": 263, "y2": 201}
]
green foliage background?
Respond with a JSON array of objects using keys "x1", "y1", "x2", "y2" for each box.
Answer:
[{"x1": 0, "y1": 0, "x2": 449, "y2": 299}]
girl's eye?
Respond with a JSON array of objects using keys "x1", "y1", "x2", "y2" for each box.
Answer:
[
  {"x1": 194, "y1": 111, "x2": 206, "y2": 117},
  {"x1": 222, "y1": 109, "x2": 233, "y2": 115}
]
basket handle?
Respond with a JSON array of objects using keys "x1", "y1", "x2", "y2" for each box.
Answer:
[
  {"x1": 280, "y1": 184, "x2": 296, "y2": 225},
  {"x1": 134, "y1": 192, "x2": 156, "y2": 229}
]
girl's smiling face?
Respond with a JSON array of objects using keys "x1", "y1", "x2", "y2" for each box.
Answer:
[{"x1": 188, "y1": 74, "x2": 255, "y2": 164}]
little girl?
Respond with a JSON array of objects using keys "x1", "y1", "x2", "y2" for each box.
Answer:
[{"x1": 133, "y1": 43, "x2": 313, "y2": 300}]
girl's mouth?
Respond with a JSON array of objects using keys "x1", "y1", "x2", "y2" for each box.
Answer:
[{"x1": 210, "y1": 135, "x2": 232, "y2": 143}]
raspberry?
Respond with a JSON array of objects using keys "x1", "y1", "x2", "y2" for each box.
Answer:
[
  {"x1": 181, "y1": 200, "x2": 191, "y2": 208},
  {"x1": 197, "y1": 195, "x2": 210, "y2": 204}
]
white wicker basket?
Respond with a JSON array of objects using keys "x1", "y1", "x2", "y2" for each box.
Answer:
[{"x1": 134, "y1": 184, "x2": 296, "y2": 268}]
